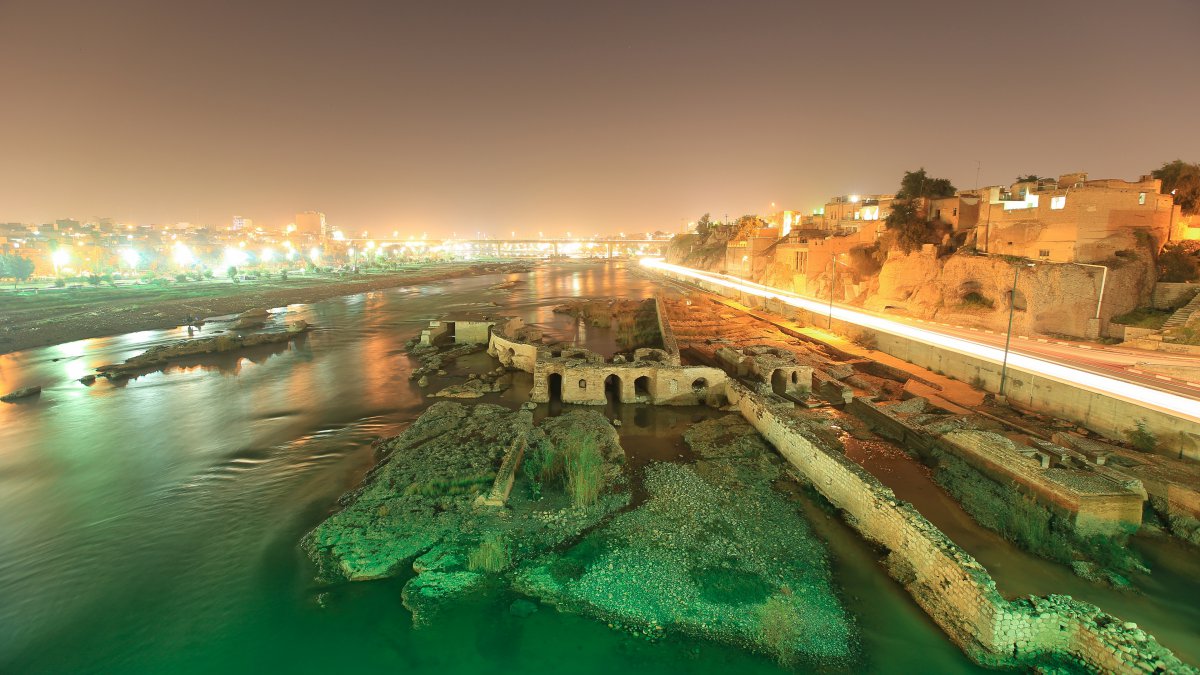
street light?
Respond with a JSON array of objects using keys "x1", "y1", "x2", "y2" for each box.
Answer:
[
  {"x1": 999, "y1": 262, "x2": 1037, "y2": 400},
  {"x1": 52, "y1": 248, "x2": 71, "y2": 276}
]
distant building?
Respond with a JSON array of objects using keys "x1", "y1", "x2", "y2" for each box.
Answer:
[
  {"x1": 724, "y1": 225, "x2": 780, "y2": 278},
  {"x1": 975, "y1": 173, "x2": 1175, "y2": 263},
  {"x1": 232, "y1": 215, "x2": 253, "y2": 231},
  {"x1": 295, "y1": 211, "x2": 327, "y2": 238},
  {"x1": 817, "y1": 194, "x2": 894, "y2": 232}
]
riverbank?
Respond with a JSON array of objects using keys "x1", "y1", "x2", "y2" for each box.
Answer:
[{"x1": 0, "y1": 261, "x2": 531, "y2": 354}]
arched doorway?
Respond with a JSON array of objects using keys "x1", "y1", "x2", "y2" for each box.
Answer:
[
  {"x1": 691, "y1": 378, "x2": 708, "y2": 401},
  {"x1": 547, "y1": 373, "x2": 563, "y2": 403},
  {"x1": 771, "y1": 369, "x2": 789, "y2": 396},
  {"x1": 634, "y1": 375, "x2": 651, "y2": 400},
  {"x1": 604, "y1": 374, "x2": 622, "y2": 405}
]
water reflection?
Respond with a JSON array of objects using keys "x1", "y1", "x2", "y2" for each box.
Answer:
[{"x1": 0, "y1": 262, "x2": 984, "y2": 674}]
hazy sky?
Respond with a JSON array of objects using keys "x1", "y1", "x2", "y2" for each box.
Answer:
[{"x1": 2, "y1": 0, "x2": 1198, "y2": 237}]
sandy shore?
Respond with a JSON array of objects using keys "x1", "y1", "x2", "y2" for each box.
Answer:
[{"x1": 0, "y1": 261, "x2": 531, "y2": 354}]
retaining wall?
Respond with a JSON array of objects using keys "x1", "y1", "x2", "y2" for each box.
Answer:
[
  {"x1": 1153, "y1": 283, "x2": 1199, "y2": 310},
  {"x1": 653, "y1": 295, "x2": 682, "y2": 365},
  {"x1": 727, "y1": 381, "x2": 1192, "y2": 673},
  {"x1": 660, "y1": 269, "x2": 1200, "y2": 462}
]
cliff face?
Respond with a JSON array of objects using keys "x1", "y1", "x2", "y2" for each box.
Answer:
[{"x1": 856, "y1": 248, "x2": 1155, "y2": 339}]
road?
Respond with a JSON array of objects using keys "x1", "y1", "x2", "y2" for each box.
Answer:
[{"x1": 641, "y1": 259, "x2": 1200, "y2": 424}]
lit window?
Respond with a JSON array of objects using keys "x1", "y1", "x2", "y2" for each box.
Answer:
[
  {"x1": 1138, "y1": 192, "x2": 1146, "y2": 205},
  {"x1": 1051, "y1": 196, "x2": 1066, "y2": 210}
]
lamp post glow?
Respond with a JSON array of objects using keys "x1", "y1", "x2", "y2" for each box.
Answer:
[
  {"x1": 172, "y1": 242, "x2": 195, "y2": 267},
  {"x1": 120, "y1": 248, "x2": 139, "y2": 270},
  {"x1": 52, "y1": 248, "x2": 71, "y2": 276}
]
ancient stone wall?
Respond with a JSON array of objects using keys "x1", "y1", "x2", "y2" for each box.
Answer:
[
  {"x1": 529, "y1": 359, "x2": 726, "y2": 407},
  {"x1": 728, "y1": 381, "x2": 1193, "y2": 673},
  {"x1": 488, "y1": 332, "x2": 539, "y2": 373},
  {"x1": 652, "y1": 295, "x2": 682, "y2": 365},
  {"x1": 453, "y1": 321, "x2": 495, "y2": 344}
]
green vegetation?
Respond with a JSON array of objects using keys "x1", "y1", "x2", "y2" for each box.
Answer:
[
  {"x1": 959, "y1": 292, "x2": 995, "y2": 310},
  {"x1": 883, "y1": 168, "x2": 957, "y2": 254},
  {"x1": 1157, "y1": 241, "x2": 1200, "y2": 282},
  {"x1": 931, "y1": 445, "x2": 1141, "y2": 574},
  {"x1": 1125, "y1": 419, "x2": 1158, "y2": 453},
  {"x1": 405, "y1": 472, "x2": 497, "y2": 497},
  {"x1": 1110, "y1": 307, "x2": 1172, "y2": 329},
  {"x1": 564, "y1": 431, "x2": 604, "y2": 507},
  {"x1": 1151, "y1": 159, "x2": 1200, "y2": 215},
  {"x1": 897, "y1": 167, "x2": 956, "y2": 200},
  {"x1": 0, "y1": 253, "x2": 35, "y2": 287},
  {"x1": 466, "y1": 532, "x2": 510, "y2": 572},
  {"x1": 1015, "y1": 174, "x2": 1042, "y2": 183}
]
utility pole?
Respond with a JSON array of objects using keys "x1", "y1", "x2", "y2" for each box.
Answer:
[
  {"x1": 828, "y1": 259, "x2": 837, "y2": 330},
  {"x1": 998, "y1": 262, "x2": 1034, "y2": 400}
]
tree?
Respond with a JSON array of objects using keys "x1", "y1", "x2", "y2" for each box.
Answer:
[
  {"x1": 897, "y1": 167, "x2": 956, "y2": 199},
  {"x1": 0, "y1": 254, "x2": 34, "y2": 288},
  {"x1": 695, "y1": 213, "x2": 713, "y2": 236},
  {"x1": 883, "y1": 199, "x2": 926, "y2": 254},
  {"x1": 1151, "y1": 160, "x2": 1200, "y2": 215},
  {"x1": 1015, "y1": 174, "x2": 1042, "y2": 183},
  {"x1": 1158, "y1": 241, "x2": 1200, "y2": 282}
]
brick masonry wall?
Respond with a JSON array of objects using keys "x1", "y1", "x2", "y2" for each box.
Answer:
[{"x1": 728, "y1": 382, "x2": 1193, "y2": 673}]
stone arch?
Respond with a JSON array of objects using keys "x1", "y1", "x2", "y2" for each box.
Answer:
[
  {"x1": 604, "y1": 373, "x2": 622, "y2": 404},
  {"x1": 634, "y1": 375, "x2": 651, "y2": 399},
  {"x1": 547, "y1": 373, "x2": 563, "y2": 403},
  {"x1": 692, "y1": 377, "x2": 708, "y2": 394}
]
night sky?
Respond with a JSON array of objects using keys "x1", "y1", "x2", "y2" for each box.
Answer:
[{"x1": 2, "y1": 0, "x2": 1198, "y2": 236}]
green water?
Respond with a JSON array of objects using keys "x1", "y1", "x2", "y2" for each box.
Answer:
[{"x1": 0, "y1": 262, "x2": 982, "y2": 673}]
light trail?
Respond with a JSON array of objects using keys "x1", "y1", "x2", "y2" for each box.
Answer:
[{"x1": 640, "y1": 258, "x2": 1200, "y2": 425}]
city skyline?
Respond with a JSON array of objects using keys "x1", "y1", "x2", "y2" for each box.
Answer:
[{"x1": 2, "y1": 0, "x2": 1199, "y2": 236}]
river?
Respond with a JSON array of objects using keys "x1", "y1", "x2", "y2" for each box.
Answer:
[{"x1": 2, "y1": 261, "x2": 988, "y2": 673}]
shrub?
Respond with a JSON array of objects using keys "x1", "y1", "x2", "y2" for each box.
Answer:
[
  {"x1": 53, "y1": 278, "x2": 65, "y2": 288},
  {"x1": 758, "y1": 595, "x2": 800, "y2": 666},
  {"x1": 564, "y1": 432, "x2": 604, "y2": 507},
  {"x1": 467, "y1": 532, "x2": 510, "y2": 572},
  {"x1": 1125, "y1": 419, "x2": 1157, "y2": 453},
  {"x1": 175, "y1": 273, "x2": 189, "y2": 282},
  {"x1": 960, "y1": 292, "x2": 994, "y2": 309},
  {"x1": 280, "y1": 270, "x2": 288, "y2": 281}
]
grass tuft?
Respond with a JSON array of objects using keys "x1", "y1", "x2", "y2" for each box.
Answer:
[{"x1": 467, "y1": 532, "x2": 510, "y2": 573}]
